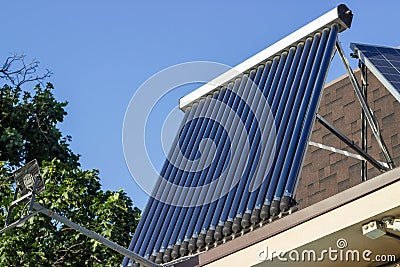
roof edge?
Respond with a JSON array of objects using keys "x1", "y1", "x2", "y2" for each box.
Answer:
[{"x1": 173, "y1": 167, "x2": 400, "y2": 267}]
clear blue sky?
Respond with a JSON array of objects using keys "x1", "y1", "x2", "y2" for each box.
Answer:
[{"x1": 2, "y1": 1, "x2": 400, "y2": 209}]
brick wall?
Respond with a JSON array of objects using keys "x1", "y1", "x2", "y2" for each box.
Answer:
[{"x1": 296, "y1": 69, "x2": 400, "y2": 209}]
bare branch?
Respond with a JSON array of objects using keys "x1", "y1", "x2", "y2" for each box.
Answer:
[
  {"x1": 60, "y1": 227, "x2": 74, "y2": 232},
  {"x1": 92, "y1": 254, "x2": 105, "y2": 264},
  {"x1": 57, "y1": 241, "x2": 85, "y2": 253},
  {"x1": 54, "y1": 242, "x2": 86, "y2": 266},
  {"x1": 0, "y1": 54, "x2": 52, "y2": 88}
]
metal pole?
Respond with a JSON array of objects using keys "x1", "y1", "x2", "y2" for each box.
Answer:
[
  {"x1": 360, "y1": 62, "x2": 368, "y2": 181},
  {"x1": 32, "y1": 203, "x2": 158, "y2": 267},
  {"x1": 336, "y1": 40, "x2": 394, "y2": 169}
]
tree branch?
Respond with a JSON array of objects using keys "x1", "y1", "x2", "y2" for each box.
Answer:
[
  {"x1": 0, "y1": 54, "x2": 52, "y2": 88},
  {"x1": 54, "y1": 241, "x2": 86, "y2": 265}
]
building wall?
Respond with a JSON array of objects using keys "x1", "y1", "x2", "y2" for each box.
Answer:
[{"x1": 296, "y1": 69, "x2": 400, "y2": 208}]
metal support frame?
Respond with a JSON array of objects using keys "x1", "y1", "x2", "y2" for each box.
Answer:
[
  {"x1": 316, "y1": 114, "x2": 389, "y2": 172},
  {"x1": 308, "y1": 141, "x2": 388, "y2": 166},
  {"x1": 360, "y1": 62, "x2": 368, "y2": 181},
  {"x1": 5, "y1": 175, "x2": 40, "y2": 227},
  {"x1": 5, "y1": 188, "x2": 20, "y2": 226},
  {"x1": 336, "y1": 40, "x2": 394, "y2": 170},
  {"x1": 0, "y1": 210, "x2": 39, "y2": 235}
]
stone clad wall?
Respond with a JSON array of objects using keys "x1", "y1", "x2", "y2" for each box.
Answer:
[{"x1": 296, "y1": 69, "x2": 400, "y2": 208}]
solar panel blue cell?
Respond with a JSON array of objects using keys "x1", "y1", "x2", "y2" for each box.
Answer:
[
  {"x1": 379, "y1": 67, "x2": 400, "y2": 75},
  {"x1": 376, "y1": 47, "x2": 394, "y2": 53},
  {"x1": 369, "y1": 59, "x2": 393, "y2": 68},
  {"x1": 386, "y1": 74, "x2": 400, "y2": 82},
  {"x1": 392, "y1": 82, "x2": 400, "y2": 91},
  {"x1": 392, "y1": 61, "x2": 400, "y2": 69},
  {"x1": 382, "y1": 53, "x2": 400, "y2": 62},
  {"x1": 351, "y1": 43, "x2": 400, "y2": 103}
]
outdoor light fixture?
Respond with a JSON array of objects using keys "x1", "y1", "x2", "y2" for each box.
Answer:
[
  {"x1": 4, "y1": 159, "x2": 44, "y2": 228},
  {"x1": 0, "y1": 159, "x2": 158, "y2": 267},
  {"x1": 382, "y1": 217, "x2": 400, "y2": 232},
  {"x1": 362, "y1": 221, "x2": 386, "y2": 239},
  {"x1": 362, "y1": 218, "x2": 400, "y2": 241},
  {"x1": 13, "y1": 159, "x2": 45, "y2": 196}
]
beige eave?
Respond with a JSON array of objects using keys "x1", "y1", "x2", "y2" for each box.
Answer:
[{"x1": 174, "y1": 168, "x2": 400, "y2": 267}]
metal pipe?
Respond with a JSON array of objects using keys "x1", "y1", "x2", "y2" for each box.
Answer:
[
  {"x1": 309, "y1": 141, "x2": 388, "y2": 166},
  {"x1": 124, "y1": 107, "x2": 194, "y2": 266},
  {"x1": 247, "y1": 38, "x2": 311, "y2": 218},
  {"x1": 206, "y1": 65, "x2": 265, "y2": 232},
  {"x1": 0, "y1": 210, "x2": 39, "y2": 235},
  {"x1": 335, "y1": 40, "x2": 394, "y2": 169},
  {"x1": 239, "y1": 42, "x2": 304, "y2": 220},
  {"x1": 264, "y1": 29, "x2": 326, "y2": 214},
  {"x1": 282, "y1": 25, "x2": 339, "y2": 206},
  {"x1": 175, "y1": 87, "x2": 231, "y2": 247},
  {"x1": 155, "y1": 92, "x2": 220, "y2": 258},
  {"x1": 195, "y1": 71, "x2": 255, "y2": 237},
  {"x1": 141, "y1": 96, "x2": 213, "y2": 257},
  {"x1": 131, "y1": 105, "x2": 198, "y2": 255},
  {"x1": 163, "y1": 91, "x2": 226, "y2": 255},
  {"x1": 361, "y1": 62, "x2": 368, "y2": 181},
  {"x1": 232, "y1": 47, "x2": 297, "y2": 225},
  {"x1": 182, "y1": 84, "x2": 237, "y2": 243}
]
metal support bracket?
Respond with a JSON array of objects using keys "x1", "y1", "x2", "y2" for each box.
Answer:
[
  {"x1": 5, "y1": 187, "x2": 20, "y2": 226},
  {"x1": 316, "y1": 114, "x2": 389, "y2": 172},
  {"x1": 360, "y1": 62, "x2": 368, "y2": 181},
  {"x1": 5, "y1": 174, "x2": 40, "y2": 227},
  {"x1": 336, "y1": 40, "x2": 394, "y2": 169},
  {"x1": 0, "y1": 210, "x2": 40, "y2": 235}
]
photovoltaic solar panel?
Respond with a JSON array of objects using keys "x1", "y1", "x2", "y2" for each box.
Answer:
[{"x1": 351, "y1": 43, "x2": 400, "y2": 102}]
